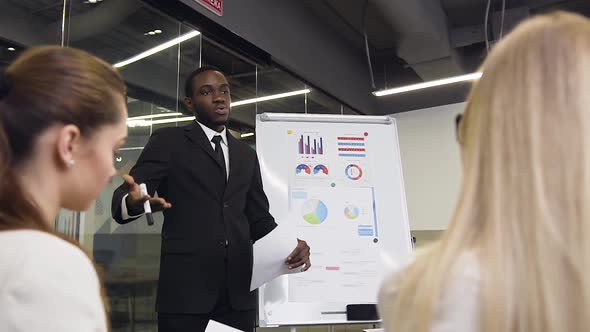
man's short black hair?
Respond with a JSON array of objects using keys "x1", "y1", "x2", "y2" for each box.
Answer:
[{"x1": 184, "y1": 65, "x2": 224, "y2": 97}]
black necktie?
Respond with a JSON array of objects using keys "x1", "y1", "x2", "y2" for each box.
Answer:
[{"x1": 211, "y1": 136, "x2": 227, "y2": 182}]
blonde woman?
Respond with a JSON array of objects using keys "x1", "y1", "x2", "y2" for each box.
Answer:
[{"x1": 379, "y1": 12, "x2": 590, "y2": 332}]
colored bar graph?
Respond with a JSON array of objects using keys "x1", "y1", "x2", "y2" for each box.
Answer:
[
  {"x1": 337, "y1": 136, "x2": 366, "y2": 158},
  {"x1": 298, "y1": 135, "x2": 304, "y2": 154},
  {"x1": 337, "y1": 137, "x2": 365, "y2": 141},
  {"x1": 297, "y1": 134, "x2": 325, "y2": 155},
  {"x1": 358, "y1": 225, "x2": 374, "y2": 237}
]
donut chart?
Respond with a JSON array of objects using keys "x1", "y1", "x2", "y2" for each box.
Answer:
[
  {"x1": 296, "y1": 164, "x2": 312, "y2": 175},
  {"x1": 345, "y1": 164, "x2": 363, "y2": 180},
  {"x1": 313, "y1": 164, "x2": 329, "y2": 176}
]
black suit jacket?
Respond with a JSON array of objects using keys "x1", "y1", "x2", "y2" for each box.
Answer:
[{"x1": 111, "y1": 122, "x2": 277, "y2": 314}]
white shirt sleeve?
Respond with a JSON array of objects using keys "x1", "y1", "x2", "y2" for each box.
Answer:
[
  {"x1": 121, "y1": 193, "x2": 144, "y2": 220},
  {"x1": 0, "y1": 234, "x2": 108, "y2": 332}
]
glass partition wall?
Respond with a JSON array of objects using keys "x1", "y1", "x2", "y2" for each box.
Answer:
[{"x1": 0, "y1": 1, "x2": 360, "y2": 330}]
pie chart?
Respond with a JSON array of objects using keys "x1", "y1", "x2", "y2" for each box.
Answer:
[
  {"x1": 344, "y1": 205, "x2": 360, "y2": 220},
  {"x1": 302, "y1": 199, "x2": 328, "y2": 225}
]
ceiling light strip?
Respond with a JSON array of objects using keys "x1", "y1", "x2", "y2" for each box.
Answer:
[
  {"x1": 114, "y1": 30, "x2": 201, "y2": 68},
  {"x1": 127, "y1": 112, "x2": 183, "y2": 121},
  {"x1": 373, "y1": 72, "x2": 482, "y2": 97},
  {"x1": 127, "y1": 89, "x2": 312, "y2": 127},
  {"x1": 232, "y1": 89, "x2": 311, "y2": 106},
  {"x1": 126, "y1": 116, "x2": 194, "y2": 127},
  {"x1": 118, "y1": 147, "x2": 145, "y2": 151}
]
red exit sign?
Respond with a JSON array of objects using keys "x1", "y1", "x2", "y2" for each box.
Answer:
[{"x1": 195, "y1": 0, "x2": 223, "y2": 16}]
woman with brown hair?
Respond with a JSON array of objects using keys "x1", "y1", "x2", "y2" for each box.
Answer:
[
  {"x1": 0, "y1": 46, "x2": 127, "y2": 331},
  {"x1": 379, "y1": 12, "x2": 590, "y2": 332}
]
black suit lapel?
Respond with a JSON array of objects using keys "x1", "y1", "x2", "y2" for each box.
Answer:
[
  {"x1": 183, "y1": 122, "x2": 226, "y2": 200},
  {"x1": 227, "y1": 134, "x2": 239, "y2": 182},
  {"x1": 184, "y1": 122, "x2": 224, "y2": 170},
  {"x1": 225, "y1": 133, "x2": 245, "y2": 198}
]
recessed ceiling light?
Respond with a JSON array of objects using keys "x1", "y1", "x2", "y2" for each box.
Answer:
[
  {"x1": 7, "y1": 47, "x2": 15, "y2": 51},
  {"x1": 145, "y1": 29, "x2": 163, "y2": 36}
]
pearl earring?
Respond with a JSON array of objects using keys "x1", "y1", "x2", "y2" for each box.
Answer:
[{"x1": 68, "y1": 160, "x2": 76, "y2": 167}]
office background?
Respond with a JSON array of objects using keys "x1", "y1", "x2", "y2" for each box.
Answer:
[{"x1": 1, "y1": 1, "x2": 588, "y2": 331}]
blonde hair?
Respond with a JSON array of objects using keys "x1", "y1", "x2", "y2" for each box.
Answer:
[{"x1": 380, "y1": 12, "x2": 590, "y2": 332}]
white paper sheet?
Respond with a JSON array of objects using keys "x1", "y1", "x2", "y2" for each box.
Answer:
[
  {"x1": 250, "y1": 222, "x2": 300, "y2": 291},
  {"x1": 205, "y1": 320, "x2": 243, "y2": 332}
]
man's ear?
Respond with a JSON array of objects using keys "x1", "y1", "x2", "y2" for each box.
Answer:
[
  {"x1": 56, "y1": 124, "x2": 81, "y2": 168},
  {"x1": 183, "y1": 96, "x2": 194, "y2": 113}
]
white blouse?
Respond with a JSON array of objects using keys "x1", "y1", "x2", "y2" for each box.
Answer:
[
  {"x1": 0, "y1": 230, "x2": 107, "y2": 332},
  {"x1": 378, "y1": 252, "x2": 481, "y2": 332}
]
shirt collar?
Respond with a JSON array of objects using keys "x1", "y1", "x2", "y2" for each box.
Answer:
[{"x1": 196, "y1": 120, "x2": 228, "y2": 146}]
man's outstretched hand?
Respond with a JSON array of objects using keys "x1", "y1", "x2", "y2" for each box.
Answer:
[{"x1": 122, "y1": 174, "x2": 171, "y2": 214}]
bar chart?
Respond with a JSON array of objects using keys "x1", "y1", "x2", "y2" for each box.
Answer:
[{"x1": 297, "y1": 133, "x2": 324, "y2": 155}]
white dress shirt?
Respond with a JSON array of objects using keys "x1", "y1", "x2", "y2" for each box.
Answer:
[
  {"x1": 196, "y1": 121, "x2": 230, "y2": 178},
  {"x1": 121, "y1": 121, "x2": 230, "y2": 220}
]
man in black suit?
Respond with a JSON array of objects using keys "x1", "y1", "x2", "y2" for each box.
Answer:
[{"x1": 111, "y1": 66, "x2": 311, "y2": 332}]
